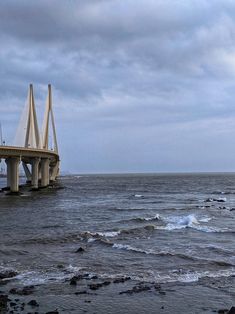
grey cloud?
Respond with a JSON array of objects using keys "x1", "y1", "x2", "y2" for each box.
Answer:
[{"x1": 1, "y1": 0, "x2": 235, "y2": 172}]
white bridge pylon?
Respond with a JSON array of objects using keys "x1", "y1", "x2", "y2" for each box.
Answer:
[
  {"x1": 42, "y1": 84, "x2": 58, "y2": 153},
  {"x1": 18, "y1": 83, "x2": 58, "y2": 153},
  {"x1": 24, "y1": 84, "x2": 41, "y2": 149},
  {"x1": 19, "y1": 83, "x2": 59, "y2": 185}
]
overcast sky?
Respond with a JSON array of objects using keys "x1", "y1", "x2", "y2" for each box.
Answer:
[{"x1": 1, "y1": 0, "x2": 235, "y2": 173}]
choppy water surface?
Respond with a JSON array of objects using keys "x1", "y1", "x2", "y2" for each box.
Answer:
[{"x1": 0, "y1": 174, "x2": 234, "y2": 313}]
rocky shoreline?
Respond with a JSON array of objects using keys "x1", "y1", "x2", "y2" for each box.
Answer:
[{"x1": 0, "y1": 268, "x2": 234, "y2": 314}]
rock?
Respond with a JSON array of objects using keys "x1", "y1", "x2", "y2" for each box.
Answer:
[
  {"x1": 88, "y1": 281, "x2": 111, "y2": 290},
  {"x1": 70, "y1": 277, "x2": 77, "y2": 285},
  {"x1": 75, "y1": 247, "x2": 85, "y2": 253},
  {"x1": 113, "y1": 277, "x2": 131, "y2": 284},
  {"x1": 0, "y1": 270, "x2": 18, "y2": 280},
  {"x1": 9, "y1": 285, "x2": 34, "y2": 295},
  {"x1": 74, "y1": 291, "x2": 87, "y2": 295},
  {"x1": 89, "y1": 275, "x2": 98, "y2": 280},
  {"x1": 56, "y1": 264, "x2": 65, "y2": 269},
  {"x1": 218, "y1": 310, "x2": 229, "y2": 314},
  {"x1": 0, "y1": 294, "x2": 8, "y2": 311},
  {"x1": 28, "y1": 299, "x2": 39, "y2": 307},
  {"x1": 102, "y1": 281, "x2": 111, "y2": 286},
  {"x1": 154, "y1": 284, "x2": 161, "y2": 291},
  {"x1": 228, "y1": 307, "x2": 235, "y2": 314},
  {"x1": 119, "y1": 284, "x2": 151, "y2": 295},
  {"x1": 46, "y1": 311, "x2": 59, "y2": 314},
  {"x1": 10, "y1": 301, "x2": 16, "y2": 306},
  {"x1": 88, "y1": 283, "x2": 103, "y2": 290}
]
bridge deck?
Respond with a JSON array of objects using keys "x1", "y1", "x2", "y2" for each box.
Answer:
[{"x1": 0, "y1": 146, "x2": 59, "y2": 165}]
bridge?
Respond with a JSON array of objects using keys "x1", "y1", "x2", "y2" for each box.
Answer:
[{"x1": 0, "y1": 84, "x2": 60, "y2": 194}]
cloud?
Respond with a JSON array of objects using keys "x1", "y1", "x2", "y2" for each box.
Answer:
[{"x1": 1, "y1": 0, "x2": 235, "y2": 172}]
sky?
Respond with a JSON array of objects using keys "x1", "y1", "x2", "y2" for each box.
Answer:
[{"x1": 1, "y1": 0, "x2": 235, "y2": 173}]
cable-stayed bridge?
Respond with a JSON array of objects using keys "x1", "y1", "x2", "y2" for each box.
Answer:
[{"x1": 0, "y1": 84, "x2": 60, "y2": 194}]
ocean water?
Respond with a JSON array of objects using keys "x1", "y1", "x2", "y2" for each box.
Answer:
[{"x1": 0, "y1": 174, "x2": 234, "y2": 313}]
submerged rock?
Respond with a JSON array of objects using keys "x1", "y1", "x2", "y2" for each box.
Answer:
[
  {"x1": 228, "y1": 307, "x2": 235, "y2": 314},
  {"x1": 0, "y1": 270, "x2": 18, "y2": 280},
  {"x1": 119, "y1": 284, "x2": 151, "y2": 295},
  {"x1": 113, "y1": 277, "x2": 131, "y2": 284},
  {"x1": 0, "y1": 295, "x2": 8, "y2": 311},
  {"x1": 75, "y1": 247, "x2": 85, "y2": 253},
  {"x1": 28, "y1": 299, "x2": 39, "y2": 307},
  {"x1": 70, "y1": 277, "x2": 77, "y2": 286},
  {"x1": 9, "y1": 285, "x2": 34, "y2": 295},
  {"x1": 74, "y1": 291, "x2": 87, "y2": 295},
  {"x1": 88, "y1": 281, "x2": 111, "y2": 290}
]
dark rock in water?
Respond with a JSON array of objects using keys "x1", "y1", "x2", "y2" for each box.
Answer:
[
  {"x1": 70, "y1": 277, "x2": 77, "y2": 285},
  {"x1": 46, "y1": 310, "x2": 59, "y2": 314},
  {"x1": 0, "y1": 270, "x2": 18, "y2": 280},
  {"x1": 119, "y1": 284, "x2": 151, "y2": 295},
  {"x1": 69, "y1": 274, "x2": 85, "y2": 285},
  {"x1": 218, "y1": 310, "x2": 229, "y2": 314},
  {"x1": 230, "y1": 208, "x2": 235, "y2": 211},
  {"x1": 228, "y1": 307, "x2": 235, "y2": 314},
  {"x1": 205, "y1": 198, "x2": 213, "y2": 202},
  {"x1": 75, "y1": 247, "x2": 85, "y2": 253},
  {"x1": 88, "y1": 283, "x2": 103, "y2": 290},
  {"x1": 9, "y1": 285, "x2": 34, "y2": 295},
  {"x1": 113, "y1": 277, "x2": 131, "y2": 284},
  {"x1": 10, "y1": 301, "x2": 16, "y2": 306},
  {"x1": 56, "y1": 264, "x2": 65, "y2": 269},
  {"x1": 102, "y1": 281, "x2": 111, "y2": 286},
  {"x1": 28, "y1": 299, "x2": 39, "y2": 307},
  {"x1": 0, "y1": 294, "x2": 8, "y2": 311},
  {"x1": 154, "y1": 283, "x2": 161, "y2": 291},
  {"x1": 88, "y1": 281, "x2": 111, "y2": 290},
  {"x1": 74, "y1": 291, "x2": 87, "y2": 295}
]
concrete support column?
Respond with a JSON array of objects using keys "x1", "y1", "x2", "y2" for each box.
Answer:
[
  {"x1": 31, "y1": 158, "x2": 40, "y2": 189},
  {"x1": 40, "y1": 158, "x2": 50, "y2": 187},
  {"x1": 5, "y1": 157, "x2": 20, "y2": 193}
]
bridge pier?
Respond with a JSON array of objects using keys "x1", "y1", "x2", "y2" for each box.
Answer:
[
  {"x1": 31, "y1": 158, "x2": 40, "y2": 189},
  {"x1": 40, "y1": 158, "x2": 50, "y2": 187},
  {"x1": 5, "y1": 157, "x2": 20, "y2": 193}
]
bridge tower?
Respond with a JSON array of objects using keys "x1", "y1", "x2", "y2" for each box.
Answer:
[{"x1": 42, "y1": 84, "x2": 60, "y2": 181}]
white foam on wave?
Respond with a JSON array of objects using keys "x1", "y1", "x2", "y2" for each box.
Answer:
[
  {"x1": 156, "y1": 214, "x2": 220, "y2": 232},
  {"x1": 96, "y1": 231, "x2": 121, "y2": 237},
  {"x1": 83, "y1": 230, "x2": 120, "y2": 240},
  {"x1": 134, "y1": 194, "x2": 144, "y2": 198},
  {"x1": 112, "y1": 243, "x2": 154, "y2": 255},
  {"x1": 162, "y1": 214, "x2": 200, "y2": 230},
  {"x1": 15, "y1": 270, "x2": 70, "y2": 285},
  {"x1": 142, "y1": 214, "x2": 160, "y2": 221}
]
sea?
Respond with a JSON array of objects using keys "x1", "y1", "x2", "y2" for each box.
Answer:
[{"x1": 0, "y1": 173, "x2": 234, "y2": 313}]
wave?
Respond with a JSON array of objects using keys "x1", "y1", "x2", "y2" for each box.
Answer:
[
  {"x1": 111, "y1": 243, "x2": 235, "y2": 267},
  {"x1": 205, "y1": 197, "x2": 227, "y2": 202},
  {"x1": 122, "y1": 214, "x2": 160, "y2": 223},
  {"x1": 82, "y1": 230, "x2": 120, "y2": 240},
  {"x1": 153, "y1": 214, "x2": 227, "y2": 233},
  {"x1": 154, "y1": 268, "x2": 235, "y2": 283}
]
